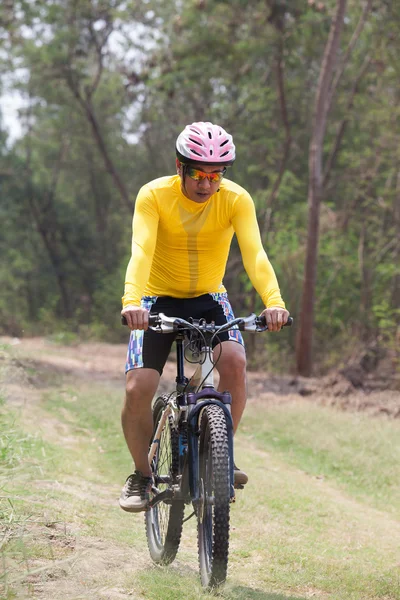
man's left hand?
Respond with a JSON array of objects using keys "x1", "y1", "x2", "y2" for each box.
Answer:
[{"x1": 261, "y1": 306, "x2": 290, "y2": 331}]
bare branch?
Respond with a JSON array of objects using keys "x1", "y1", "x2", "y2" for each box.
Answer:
[
  {"x1": 327, "y1": 0, "x2": 373, "y2": 114},
  {"x1": 313, "y1": 0, "x2": 348, "y2": 153},
  {"x1": 84, "y1": 100, "x2": 131, "y2": 209},
  {"x1": 262, "y1": 36, "x2": 291, "y2": 235},
  {"x1": 373, "y1": 237, "x2": 397, "y2": 264},
  {"x1": 323, "y1": 55, "x2": 371, "y2": 188},
  {"x1": 64, "y1": 62, "x2": 131, "y2": 209},
  {"x1": 86, "y1": 20, "x2": 113, "y2": 99},
  {"x1": 42, "y1": 137, "x2": 70, "y2": 213}
]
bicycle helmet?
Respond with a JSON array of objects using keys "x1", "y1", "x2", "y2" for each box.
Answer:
[{"x1": 176, "y1": 121, "x2": 236, "y2": 166}]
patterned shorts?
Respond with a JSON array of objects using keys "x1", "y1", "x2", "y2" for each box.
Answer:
[{"x1": 125, "y1": 293, "x2": 244, "y2": 375}]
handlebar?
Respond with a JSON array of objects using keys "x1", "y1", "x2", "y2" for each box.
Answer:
[{"x1": 121, "y1": 313, "x2": 293, "y2": 333}]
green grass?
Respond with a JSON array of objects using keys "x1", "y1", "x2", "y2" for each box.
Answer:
[
  {"x1": 37, "y1": 383, "x2": 400, "y2": 600},
  {"x1": 134, "y1": 567, "x2": 311, "y2": 599},
  {"x1": 0, "y1": 406, "x2": 65, "y2": 598},
  {"x1": 230, "y1": 401, "x2": 400, "y2": 600},
  {"x1": 41, "y1": 382, "x2": 129, "y2": 482},
  {"x1": 241, "y1": 401, "x2": 400, "y2": 515},
  {"x1": 1, "y1": 346, "x2": 400, "y2": 599}
]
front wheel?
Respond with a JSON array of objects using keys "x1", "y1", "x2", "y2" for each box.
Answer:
[
  {"x1": 198, "y1": 404, "x2": 231, "y2": 588},
  {"x1": 145, "y1": 396, "x2": 185, "y2": 564}
]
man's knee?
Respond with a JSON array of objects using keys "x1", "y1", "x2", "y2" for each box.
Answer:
[
  {"x1": 217, "y1": 343, "x2": 247, "y2": 378},
  {"x1": 125, "y1": 368, "x2": 159, "y2": 404}
]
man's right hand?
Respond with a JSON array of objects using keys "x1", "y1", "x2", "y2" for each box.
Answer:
[{"x1": 121, "y1": 305, "x2": 149, "y2": 330}]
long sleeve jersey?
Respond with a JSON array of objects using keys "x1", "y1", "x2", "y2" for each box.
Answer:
[{"x1": 122, "y1": 175, "x2": 285, "y2": 309}]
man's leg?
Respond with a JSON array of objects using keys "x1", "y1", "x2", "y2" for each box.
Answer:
[
  {"x1": 214, "y1": 340, "x2": 247, "y2": 434},
  {"x1": 121, "y1": 368, "x2": 160, "y2": 477},
  {"x1": 120, "y1": 297, "x2": 177, "y2": 512},
  {"x1": 119, "y1": 368, "x2": 160, "y2": 512},
  {"x1": 214, "y1": 340, "x2": 248, "y2": 486}
]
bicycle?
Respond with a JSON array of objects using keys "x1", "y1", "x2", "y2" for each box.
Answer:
[{"x1": 123, "y1": 311, "x2": 292, "y2": 588}]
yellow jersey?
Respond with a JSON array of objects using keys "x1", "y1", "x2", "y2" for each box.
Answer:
[{"x1": 122, "y1": 175, "x2": 285, "y2": 308}]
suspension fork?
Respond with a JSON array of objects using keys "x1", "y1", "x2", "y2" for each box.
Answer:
[{"x1": 186, "y1": 394, "x2": 235, "y2": 503}]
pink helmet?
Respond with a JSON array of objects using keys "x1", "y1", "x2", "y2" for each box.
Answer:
[{"x1": 176, "y1": 121, "x2": 236, "y2": 166}]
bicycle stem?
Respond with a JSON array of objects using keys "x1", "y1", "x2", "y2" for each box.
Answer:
[{"x1": 188, "y1": 346, "x2": 215, "y2": 390}]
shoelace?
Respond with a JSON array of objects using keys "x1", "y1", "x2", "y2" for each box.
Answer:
[{"x1": 126, "y1": 473, "x2": 151, "y2": 496}]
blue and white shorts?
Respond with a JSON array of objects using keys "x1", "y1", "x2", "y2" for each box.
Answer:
[{"x1": 125, "y1": 293, "x2": 244, "y2": 375}]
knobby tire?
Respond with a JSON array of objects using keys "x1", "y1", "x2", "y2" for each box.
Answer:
[{"x1": 198, "y1": 404, "x2": 231, "y2": 588}]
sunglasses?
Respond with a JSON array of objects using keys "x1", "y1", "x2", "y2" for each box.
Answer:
[{"x1": 185, "y1": 166, "x2": 226, "y2": 183}]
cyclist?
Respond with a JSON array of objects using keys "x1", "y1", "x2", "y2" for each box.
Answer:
[{"x1": 119, "y1": 121, "x2": 290, "y2": 512}]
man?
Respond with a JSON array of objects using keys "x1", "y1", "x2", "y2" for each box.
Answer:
[{"x1": 120, "y1": 121, "x2": 289, "y2": 512}]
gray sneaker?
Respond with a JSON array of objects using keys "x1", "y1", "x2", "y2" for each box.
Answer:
[
  {"x1": 234, "y1": 464, "x2": 248, "y2": 487},
  {"x1": 119, "y1": 471, "x2": 153, "y2": 512}
]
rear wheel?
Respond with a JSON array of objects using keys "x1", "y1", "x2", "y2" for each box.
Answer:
[
  {"x1": 198, "y1": 404, "x2": 231, "y2": 588},
  {"x1": 145, "y1": 396, "x2": 185, "y2": 564}
]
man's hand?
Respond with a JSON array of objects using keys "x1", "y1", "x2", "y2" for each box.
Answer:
[
  {"x1": 260, "y1": 306, "x2": 290, "y2": 332},
  {"x1": 121, "y1": 305, "x2": 150, "y2": 330}
]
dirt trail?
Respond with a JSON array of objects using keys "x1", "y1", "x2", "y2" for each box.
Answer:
[
  {"x1": 3, "y1": 336, "x2": 399, "y2": 413},
  {"x1": 1, "y1": 337, "x2": 399, "y2": 600},
  {"x1": 0, "y1": 338, "x2": 154, "y2": 599}
]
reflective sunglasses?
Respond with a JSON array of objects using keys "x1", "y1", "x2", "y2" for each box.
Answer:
[{"x1": 185, "y1": 166, "x2": 226, "y2": 183}]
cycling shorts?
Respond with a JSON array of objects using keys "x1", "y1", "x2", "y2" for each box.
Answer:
[{"x1": 125, "y1": 293, "x2": 244, "y2": 375}]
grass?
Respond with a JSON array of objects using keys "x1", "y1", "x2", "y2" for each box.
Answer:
[
  {"x1": 241, "y1": 400, "x2": 400, "y2": 515},
  {"x1": 1, "y1": 343, "x2": 399, "y2": 599},
  {"x1": 133, "y1": 567, "x2": 311, "y2": 599},
  {"x1": 0, "y1": 405, "x2": 63, "y2": 598},
  {"x1": 38, "y1": 384, "x2": 400, "y2": 599}
]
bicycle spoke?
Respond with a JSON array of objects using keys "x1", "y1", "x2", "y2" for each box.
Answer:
[{"x1": 145, "y1": 396, "x2": 185, "y2": 565}]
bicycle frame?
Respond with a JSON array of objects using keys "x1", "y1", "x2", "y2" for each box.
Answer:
[
  {"x1": 148, "y1": 331, "x2": 235, "y2": 508},
  {"x1": 144, "y1": 312, "x2": 293, "y2": 509}
]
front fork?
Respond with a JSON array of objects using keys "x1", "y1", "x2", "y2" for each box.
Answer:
[{"x1": 186, "y1": 390, "x2": 235, "y2": 504}]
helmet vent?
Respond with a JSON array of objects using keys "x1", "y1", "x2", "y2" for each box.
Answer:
[
  {"x1": 220, "y1": 139, "x2": 228, "y2": 147},
  {"x1": 208, "y1": 131, "x2": 212, "y2": 139},
  {"x1": 189, "y1": 137, "x2": 202, "y2": 147}
]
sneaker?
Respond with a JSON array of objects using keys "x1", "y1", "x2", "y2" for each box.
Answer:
[
  {"x1": 234, "y1": 463, "x2": 248, "y2": 487},
  {"x1": 119, "y1": 470, "x2": 153, "y2": 512}
]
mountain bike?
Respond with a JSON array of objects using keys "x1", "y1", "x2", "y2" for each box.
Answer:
[{"x1": 124, "y1": 311, "x2": 292, "y2": 588}]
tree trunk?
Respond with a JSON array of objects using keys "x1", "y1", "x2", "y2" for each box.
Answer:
[{"x1": 296, "y1": 0, "x2": 347, "y2": 376}]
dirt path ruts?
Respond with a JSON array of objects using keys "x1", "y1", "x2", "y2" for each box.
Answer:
[{"x1": 1, "y1": 337, "x2": 399, "y2": 600}]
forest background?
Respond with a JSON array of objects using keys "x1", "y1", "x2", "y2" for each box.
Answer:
[{"x1": 0, "y1": 0, "x2": 399, "y2": 378}]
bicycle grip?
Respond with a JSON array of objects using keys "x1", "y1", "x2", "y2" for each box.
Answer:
[
  {"x1": 121, "y1": 314, "x2": 159, "y2": 327},
  {"x1": 258, "y1": 315, "x2": 293, "y2": 328}
]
